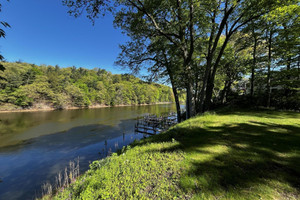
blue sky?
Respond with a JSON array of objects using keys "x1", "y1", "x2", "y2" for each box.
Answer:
[{"x1": 0, "y1": 0, "x2": 131, "y2": 74}]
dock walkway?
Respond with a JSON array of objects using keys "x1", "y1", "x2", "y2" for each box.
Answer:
[{"x1": 134, "y1": 112, "x2": 177, "y2": 135}]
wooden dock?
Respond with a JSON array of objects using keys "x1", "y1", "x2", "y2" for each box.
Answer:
[{"x1": 134, "y1": 112, "x2": 177, "y2": 135}]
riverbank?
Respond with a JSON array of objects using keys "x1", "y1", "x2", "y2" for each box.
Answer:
[
  {"x1": 42, "y1": 109, "x2": 300, "y2": 200},
  {"x1": 0, "y1": 102, "x2": 173, "y2": 113}
]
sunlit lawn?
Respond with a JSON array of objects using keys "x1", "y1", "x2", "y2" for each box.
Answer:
[{"x1": 48, "y1": 109, "x2": 300, "y2": 200}]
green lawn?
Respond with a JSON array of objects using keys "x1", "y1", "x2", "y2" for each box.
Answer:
[{"x1": 46, "y1": 109, "x2": 300, "y2": 200}]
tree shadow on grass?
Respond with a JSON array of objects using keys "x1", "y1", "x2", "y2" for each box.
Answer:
[{"x1": 135, "y1": 113, "x2": 300, "y2": 199}]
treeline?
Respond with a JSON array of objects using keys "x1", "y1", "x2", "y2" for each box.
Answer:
[
  {"x1": 207, "y1": 29, "x2": 300, "y2": 111},
  {"x1": 0, "y1": 62, "x2": 174, "y2": 110}
]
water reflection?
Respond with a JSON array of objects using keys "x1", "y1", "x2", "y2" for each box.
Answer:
[{"x1": 0, "y1": 104, "x2": 175, "y2": 200}]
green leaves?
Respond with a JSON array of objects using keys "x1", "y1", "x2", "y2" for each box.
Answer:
[{"x1": 0, "y1": 1, "x2": 11, "y2": 64}]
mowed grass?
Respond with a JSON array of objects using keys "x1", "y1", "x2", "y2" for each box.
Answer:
[{"x1": 46, "y1": 109, "x2": 300, "y2": 200}]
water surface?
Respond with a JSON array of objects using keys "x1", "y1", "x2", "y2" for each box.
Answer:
[{"x1": 0, "y1": 104, "x2": 176, "y2": 200}]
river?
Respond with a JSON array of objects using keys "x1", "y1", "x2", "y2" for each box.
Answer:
[{"x1": 0, "y1": 104, "x2": 176, "y2": 200}]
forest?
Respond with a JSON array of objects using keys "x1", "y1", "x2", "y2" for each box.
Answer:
[
  {"x1": 60, "y1": 0, "x2": 299, "y2": 121},
  {"x1": 0, "y1": 62, "x2": 175, "y2": 110}
]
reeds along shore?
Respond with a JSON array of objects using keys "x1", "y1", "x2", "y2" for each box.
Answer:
[{"x1": 40, "y1": 158, "x2": 80, "y2": 198}]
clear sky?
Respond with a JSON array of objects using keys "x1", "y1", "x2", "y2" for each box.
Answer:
[{"x1": 0, "y1": 0, "x2": 131, "y2": 74}]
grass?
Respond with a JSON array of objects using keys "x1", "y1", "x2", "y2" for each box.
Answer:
[{"x1": 44, "y1": 109, "x2": 300, "y2": 200}]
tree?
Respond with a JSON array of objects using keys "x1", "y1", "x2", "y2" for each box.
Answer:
[
  {"x1": 271, "y1": 4, "x2": 300, "y2": 98},
  {"x1": 265, "y1": 3, "x2": 300, "y2": 108},
  {"x1": 64, "y1": 0, "x2": 198, "y2": 119},
  {"x1": 215, "y1": 34, "x2": 251, "y2": 104},
  {"x1": 48, "y1": 0, "x2": 296, "y2": 114},
  {"x1": 0, "y1": 0, "x2": 10, "y2": 77},
  {"x1": 196, "y1": 0, "x2": 292, "y2": 112},
  {"x1": 242, "y1": 20, "x2": 264, "y2": 98},
  {"x1": 63, "y1": 0, "x2": 294, "y2": 115},
  {"x1": 116, "y1": 35, "x2": 184, "y2": 122}
]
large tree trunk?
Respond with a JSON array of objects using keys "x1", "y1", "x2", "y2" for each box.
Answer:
[
  {"x1": 219, "y1": 83, "x2": 227, "y2": 104},
  {"x1": 251, "y1": 28, "x2": 257, "y2": 97},
  {"x1": 220, "y1": 79, "x2": 231, "y2": 104},
  {"x1": 221, "y1": 80, "x2": 233, "y2": 104},
  {"x1": 284, "y1": 56, "x2": 292, "y2": 98},
  {"x1": 204, "y1": 75, "x2": 214, "y2": 111},
  {"x1": 186, "y1": 81, "x2": 193, "y2": 119},
  {"x1": 266, "y1": 30, "x2": 273, "y2": 108},
  {"x1": 204, "y1": 36, "x2": 231, "y2": 111},
  {"x1": 185, "y1": 0, "x2": 195, "y2": 119},
  {"x1": 225, "y1": 81, "x2": 233, "y2": 102},
  {"x1": 166, "y1": 61, "x2": 182, "y2": 123},
  {"x1": 194, "y1": 72, "x2": 199, "y2": 109},
  {"x1": 172, "y1": 86, "x2": 182, "y2": 123},
  {"x1": 297, "y1": 56, "x2": 300, "y2": 80},
  {"x1": 284, "y1": 26, "x2": 291, "y2": 97},
  {"x1": 199, "y1": 57, "x2": 212, "y2": 113},
  {"x1": 198, "y1": 10, "x2": 217, "y2": 114}
]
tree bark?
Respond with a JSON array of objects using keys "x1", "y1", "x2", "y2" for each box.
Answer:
[
  {"x1": 172, "y1": 85, "x2": 182, "y2": 123},
  {"x1": 198, "y1": 9, "x2": 217, "y2": 113},
  {"x1": 201, "y1": 2, "x2": 235, "y2": 112},
  {"x1": 168, "y1": 68, "x2": 182, "y2": 123},
  {"x1": 284, "y1": 26, "x2": 291, "y2": 97},
  {"x1": 297, "y1": 56, "x2": 300, "y2": 80},
  {"x1": 267, "y1": 29, "x2": 273, "y2": 108},
  {"x1": 199, "y1": 57, "x2": 212, "y2": 113},
  {"x1": 225, "y1": 81, "x2": 232, "y2": 101},
  {"x1": 285, "y1": 56, "x2": 292, "y2": 97},
  {"x1": 204, "y1": 35, "x2": 231, "y2": 111},
  {"x1": 186, "y1": 81, "x2": 193, "y2": 119},
  {"x1": 220, "y1": 77, "x2": 233, "y2": 104},
  {"x1": 220, "y1": 80, "x2": 229, "y2": 104},
  {"x1": 251, "y1": 27, "x2": 257, "y2": 97},
  {"x1": 185, "y1": 0, "x2": 195, "y2": 119}
]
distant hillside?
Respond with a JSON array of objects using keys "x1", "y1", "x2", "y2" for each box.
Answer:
[{"x1": 0, "y1": 62, "x2": 174, "y2": 111}]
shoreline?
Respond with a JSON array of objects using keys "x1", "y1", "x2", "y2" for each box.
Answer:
[
  {"x1": 0, "y1": 102, "x2": 174, "y2": 113},
  {"x1": 41, "y1": 109, "x2": 300, "y2": 200}
]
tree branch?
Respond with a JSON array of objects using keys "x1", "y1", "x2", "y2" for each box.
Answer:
[{"x1": 126, "y1": 0, "x2": 180, "y2": 46}]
